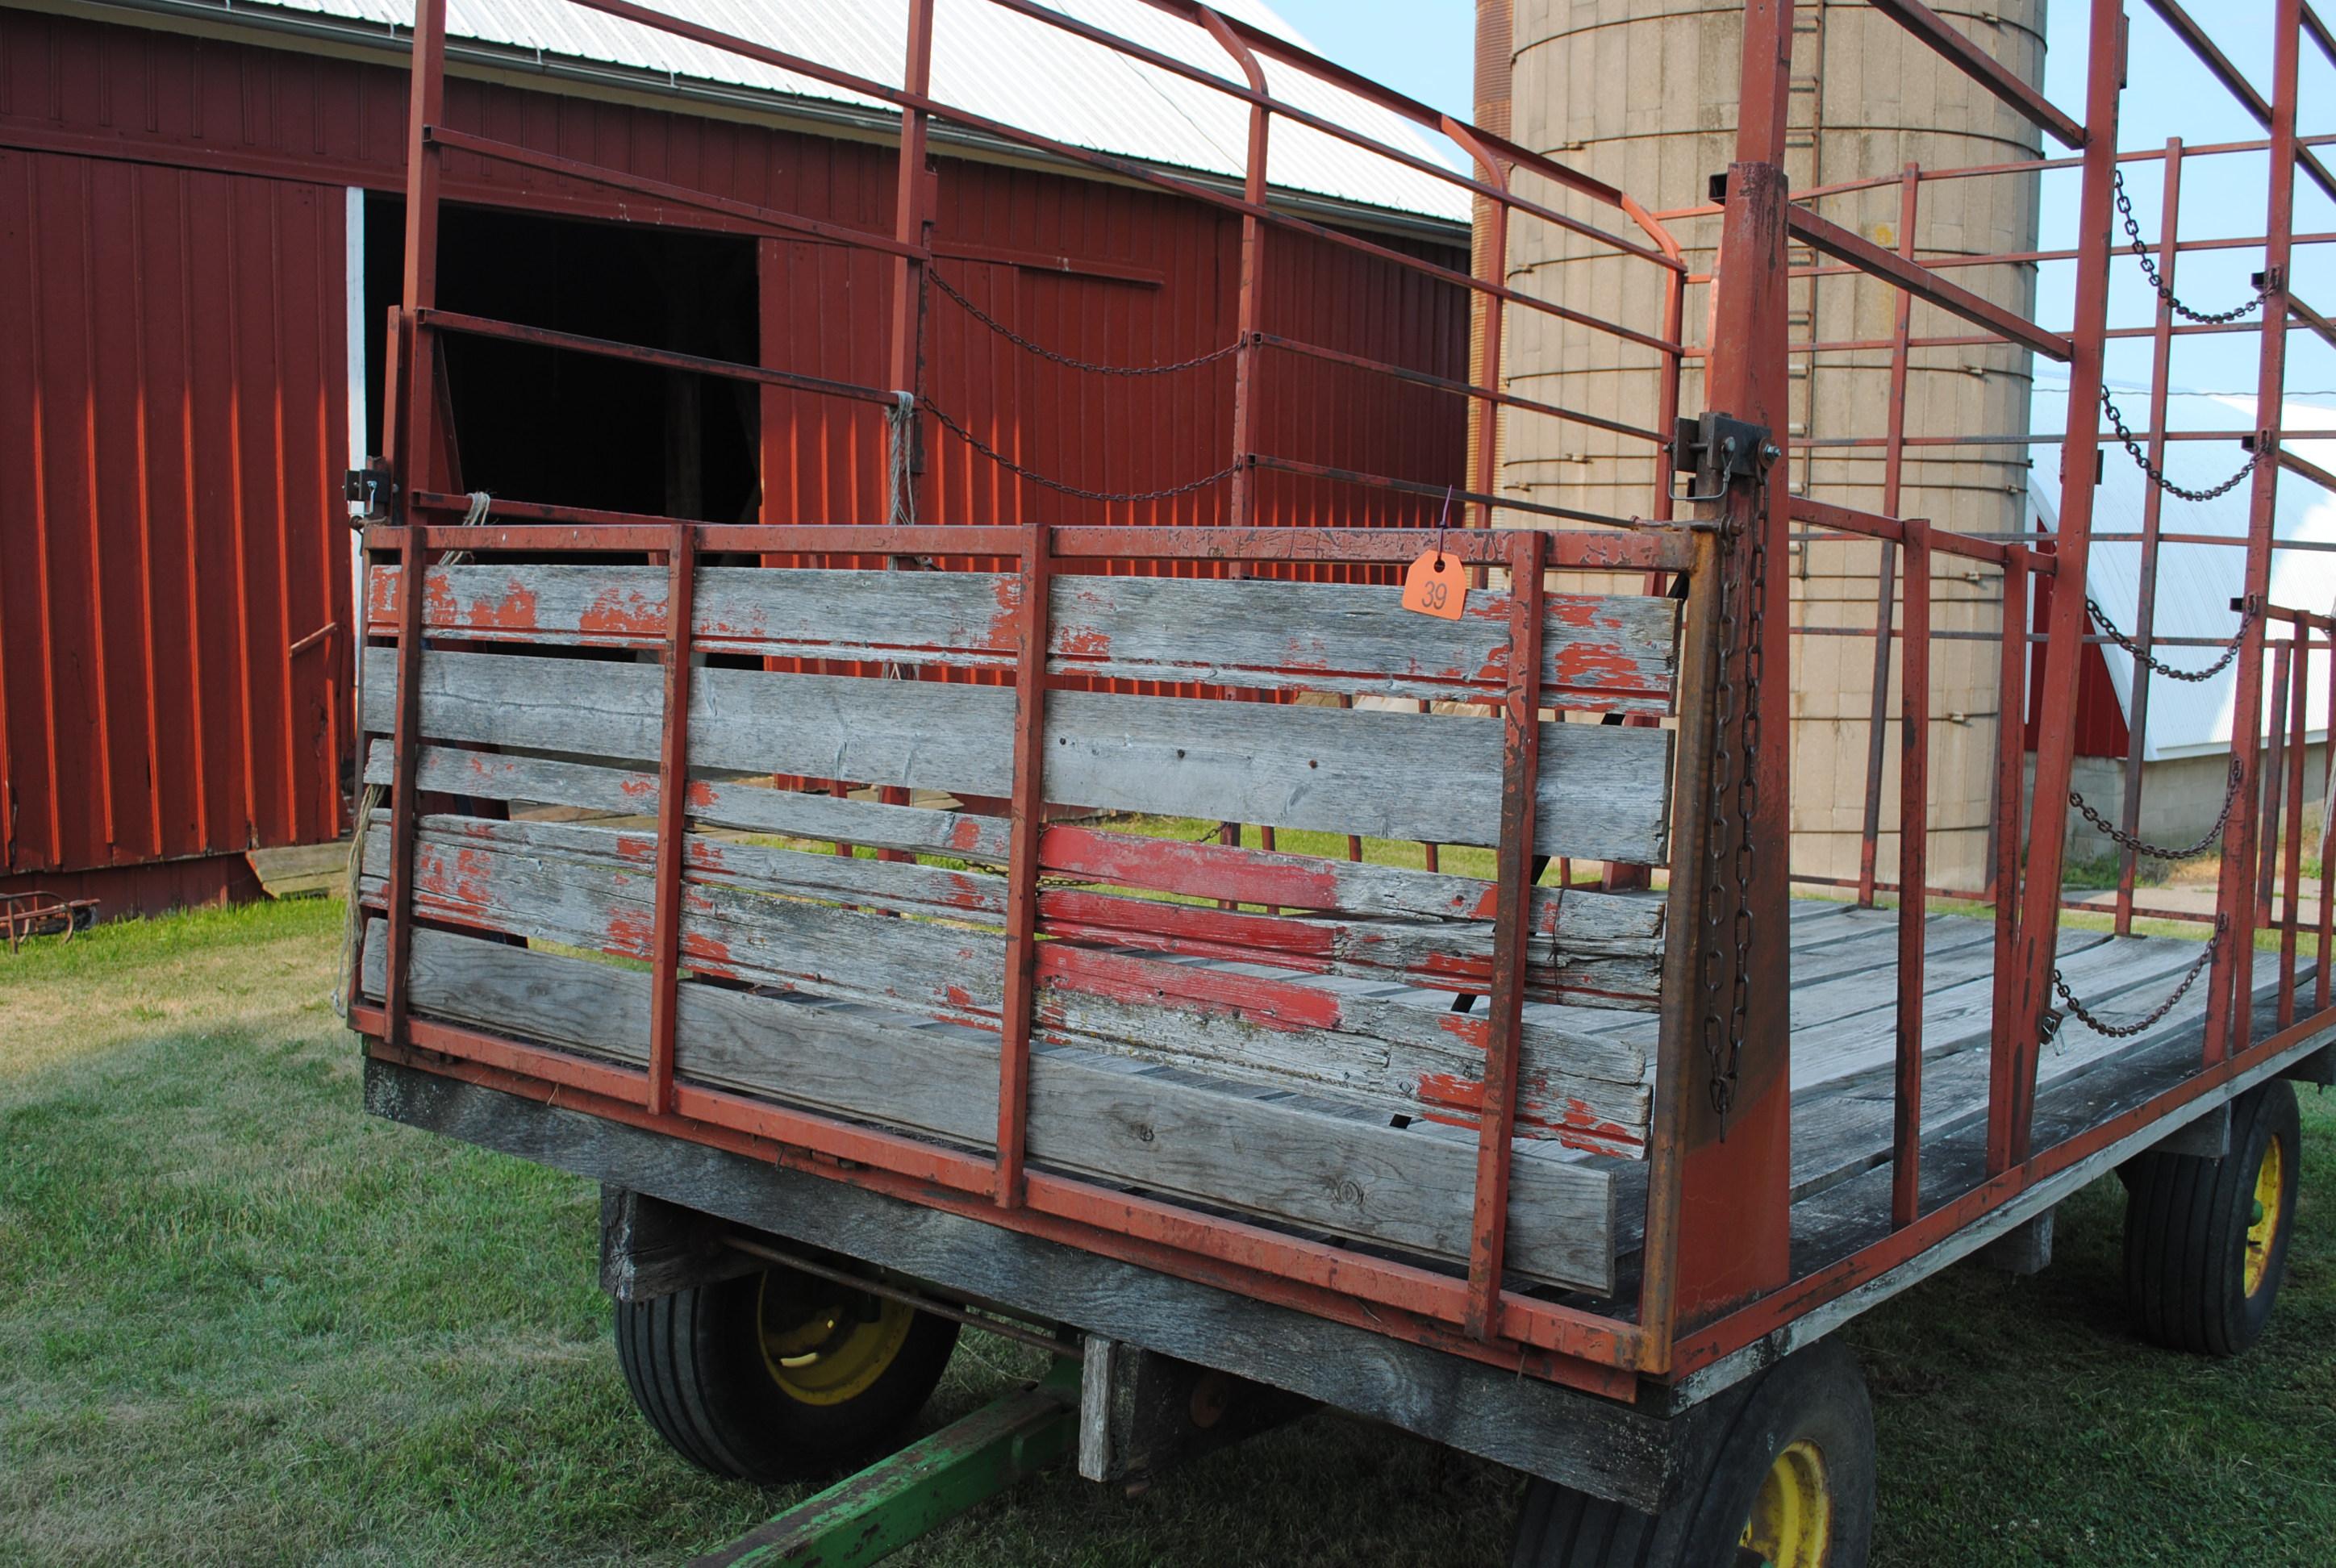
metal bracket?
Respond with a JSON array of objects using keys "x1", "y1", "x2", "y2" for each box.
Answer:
[
  {"x1": 1671, "y1": 411, "x2": 1777, "y2": 504},
  {"x1": 344, "y1": 460, "x2": 394, "y2": 523}
]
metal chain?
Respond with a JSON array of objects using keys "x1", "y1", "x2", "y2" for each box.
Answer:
[
  {"x1": 2085, "y1": 593, "x2": 2256, "y2": 683},
  {"x1": 2098, "y1": 386, "x2": 2261, "y2": 503},
  {"x1": 924, "y1": 398, "x2": 1238, "y2": 503},
  {"x1": 1701, "y1": 440, "x2": 1773, "y2": 1126},
  {"x1": 2113, "y1": 169, "x2": 2269, "y2": 326},
  {"x1": 2068, "y1": 755, "x2": 2243, "y2": 861},
  {"x1": 930, "y1": 270, "x2": 1242, "y2": 377},
  {"x1": 2043, "y1": 915, "x2": 2226, "y2": 1042}
]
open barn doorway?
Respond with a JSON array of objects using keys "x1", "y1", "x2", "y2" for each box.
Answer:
[{"x1": 361, "y1": 195, "x2": 761, "y2": 524}]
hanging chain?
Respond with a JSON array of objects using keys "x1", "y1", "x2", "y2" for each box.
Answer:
[
  {"x1": 2043, "y1": 915, "x2": 2227, "y2": 1043},
  {"x1": 2085, "y1": 593, "x2": 2257, "y2": 684},
  {"x1": 2098, "y1": 386, "x2": 2262, "y2": 503},
  {"x1": 1700, "y1": 436, "x2": 1775, "y2": 1127},
  {"x1": 923, "y1": 398, "x2": 1239, "y2": 503},
  {"x1": 929, "y1": 270, "x2": 1242, "y2": 377},
  {"x1": 2068, "y1": 755, "x2": 2244, "y2": 861},
  {"x1": 2113, "y1": 169, "x2": 2270, "y2": 327}
]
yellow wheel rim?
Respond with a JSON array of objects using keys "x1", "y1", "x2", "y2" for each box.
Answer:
[
  {"x1": 756, "y1": 1272, "x2": 916, "y2": 1406},
  {"x1": 1740, "y1": 1440, "x2": 1833, "y2": 1568},
  {"x1": 2244, "y1": 1133, "x2": 2286, "y2": 1298}
]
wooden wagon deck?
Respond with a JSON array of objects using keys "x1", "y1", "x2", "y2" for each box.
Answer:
[
  {"x1": 358, "y1": 812, "x2": 2282, "y2": 1315},
  {"x1": 1137, "y1": 896, "x2": 2290, "y2": 1307}
]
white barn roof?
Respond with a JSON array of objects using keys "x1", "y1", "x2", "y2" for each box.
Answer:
[
  {"x1": 204, "y1": 0, "x2": 1475, "y2": 223},
  {"x1": 2029, "y1": 391, "x2": 2336, "y2": 760}
]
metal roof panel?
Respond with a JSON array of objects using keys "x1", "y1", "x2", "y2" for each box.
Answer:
[
  {"x1": 2029, "y1": 391, "x2": 2336, "y2": 759},
  {"x1": 232, "y1": 0, "x2": 1475, "y2": 220}
]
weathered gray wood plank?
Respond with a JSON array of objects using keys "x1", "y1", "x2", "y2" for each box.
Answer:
[
  {"x1": 365, "y1": 740, "x2": 1666, "y2": 950},
  {"x1": 370, "y1": 564, "x2": 1678, "y2": 712},
  {"x1": 414, "y1": 811, "x2": 1662, "y2": 1005},
  {"x1": 358, "y1": 923, "x2": 1616, "y2": 1290},
  {"x1": 358, "y1": 648, "x2": 1671, "y2": 862},
  {"x1": 357, "y1": 823, "x2": 1654, "y2": 1149},
  {"x1": 1784, "y1": 931, "x2": 2200, "y2": 1093},
  {"x1": 1786, "y1": 936, "x2": 2284, "y2": 1201},
  {"x1": 365, "y1": 740, "x2": 1016, "y2": 862}
]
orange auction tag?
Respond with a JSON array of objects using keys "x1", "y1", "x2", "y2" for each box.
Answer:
[{"x1": 1401, "y1": 549, "x2": 1467, "y2": 619}]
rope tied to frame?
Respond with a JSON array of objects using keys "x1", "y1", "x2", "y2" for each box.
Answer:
[
  {"x1": 2100, "y1": 386, "x2": 2262, "y2": 503},
  {"x1": 2113, "y1": 169, "x2": 2272, "y2": 327},
  {"x1": 928, "y1": 269, "x2": 1243, "y2": 377},
  {"x1": 441, "y1": 490, "x2": 494, "y2": 567},
  {"x1": 2042, "y1": 915, "x2": 2228, "y2": 1045},
  {"x1": 886, "y1": 392, "x2": 917, "y2": 528},
  {"x1": 2068, "y1": 755, "x2": 2245, "y2": 862}
]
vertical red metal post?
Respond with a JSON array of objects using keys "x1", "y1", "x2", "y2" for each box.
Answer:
[
  {"x1": 1445, "y1": 119, "x2": 1512, "y2": 536},
  {"x1": 1465, "y1": 528, "x2": 1547, "y2": 1340},
  {"x1": 872, "y1": 0, "x2": 938, "y2": 841},
  {"x1": 2319, "y1": 617, "x2": 2334, "y2": 1014},
  {"x1": 2205, "y1": 0, "x2": 2302, "y2": 1065},
  {"x1": 2001, "y1": 0, "x2": 2124, "y2": 1170},
  {"x1": 646, "y1": 523, "x2": 700, "y2": 1116},
  {"x1": 381, "y1": 0, "x2": 450, "y2": 1052},
  {"x1": 2259, "y1": 643, "x2": 2292, "y2": 933},
  {"x1": 381, "y1": 526, "x2": 430, "y2": 1050},
  {"x1": 1858, "y1": 165, "x2": 1921, "y2": 910},
  {"x1": 2280, "y1": 629, "x2": 2309, "y2": 1026},
  {"x1": 2114, "y1": 140, "x2": 2187, "y2": 936},
  {"x1": 394, "y1": 0, "x2": 448, "y2": 505},
  {"x1": 1201, "y1": 7, "x2": 1271, "y2": 528},
  {"x1": 1651, "y1": 265, "x2": 1687, "y2": 528},
  {"x1": 1639, "y1": 531, "x2": 1725, "y2": 1366},
  {"x1": 1645, "y1": 0, "x2": 1798, "y2": 1345},
  {"x1": 994, "y1": 519, "x2": 1056, "y2": 1207},
  {"x1": 1986, "y1": 548, "x2": 2029, "y2": 1158},
  {"x1": 1892, "y1": 519, "x2": 1931, "y2": 1228},
  {"x1": 887, "y1": 0, "x2": 936, "y2": 505}
]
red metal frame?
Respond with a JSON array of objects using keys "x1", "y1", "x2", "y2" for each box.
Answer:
[
  {"x1": 644, "y1": 522, "x2": 698, "y2": 1117},
  {"x1": 354, "y1": 0, "x2": 2336, "y2": 1403},
  {"x1": 993, "y1": 518, "x2": 1055, "y2": 1209},
  {"x1": 1464, "y1": 528, "x2": 1547, "y2": 1338}
]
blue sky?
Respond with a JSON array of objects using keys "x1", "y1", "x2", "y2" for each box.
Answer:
[{"x1": 1268, "y1": 2, "x2": 2334, "y2": 407}]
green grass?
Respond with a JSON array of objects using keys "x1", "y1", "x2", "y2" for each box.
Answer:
[{"x1": 3, "y1": 899, "x2": 2333, "y2": 1564}]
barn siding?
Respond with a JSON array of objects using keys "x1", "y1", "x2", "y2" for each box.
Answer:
[
  {"x1": 0, "y1": 8, "x2": 1468, "y2": 886},
  {"x1": 0, "y1": 146, "x2": 350, "y2": 879}
]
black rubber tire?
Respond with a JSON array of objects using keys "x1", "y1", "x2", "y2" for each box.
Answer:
[
  {"x1": 2122, "y1": 1078, "x2": 2301, "y2": 1357},
  {"x1": 615, "y1": 1265, "x2": 960, "y2": 1485},
  {"x1": 1512, "y1": 1339, "x2": 1876, "y2": 1568}
]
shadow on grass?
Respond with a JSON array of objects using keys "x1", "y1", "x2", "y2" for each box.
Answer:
[{"x1": 2, "y1": 899, "x2": 2330, "y2": 1564}]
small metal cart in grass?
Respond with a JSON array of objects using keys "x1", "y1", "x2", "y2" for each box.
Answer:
[{"x1": 352, "y1": 0, "x2": 2335, "y2": 1561}]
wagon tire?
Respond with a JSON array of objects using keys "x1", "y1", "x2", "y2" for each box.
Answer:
[
  {"x1": 2122, "y1": 1078, "x2": 2300, "y2": 1357},
  {"x1": 615, "y1": 1264, "x2": 960, "y2": 1485},
  {"x1": 1511, "y1": 1338, "x2": 1875, "y2": 1567}
]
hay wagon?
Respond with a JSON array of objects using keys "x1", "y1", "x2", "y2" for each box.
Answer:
[{"x1": 350, "y1": 1, "x2": 2334, "y2": 1561}]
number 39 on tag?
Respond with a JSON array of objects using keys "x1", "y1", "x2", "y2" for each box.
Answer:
[{"x1": 1400, "y1": 550, "x2": 1467, "y2": 620}]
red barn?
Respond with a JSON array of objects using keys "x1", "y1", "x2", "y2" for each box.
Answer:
[{"x1": 0, "y1": 0, "x2": 1474, "y2": 918}]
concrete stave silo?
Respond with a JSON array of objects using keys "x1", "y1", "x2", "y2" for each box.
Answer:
[{"x1": 1490, "y1": 0, "x2": 2048, "y2": 887}]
